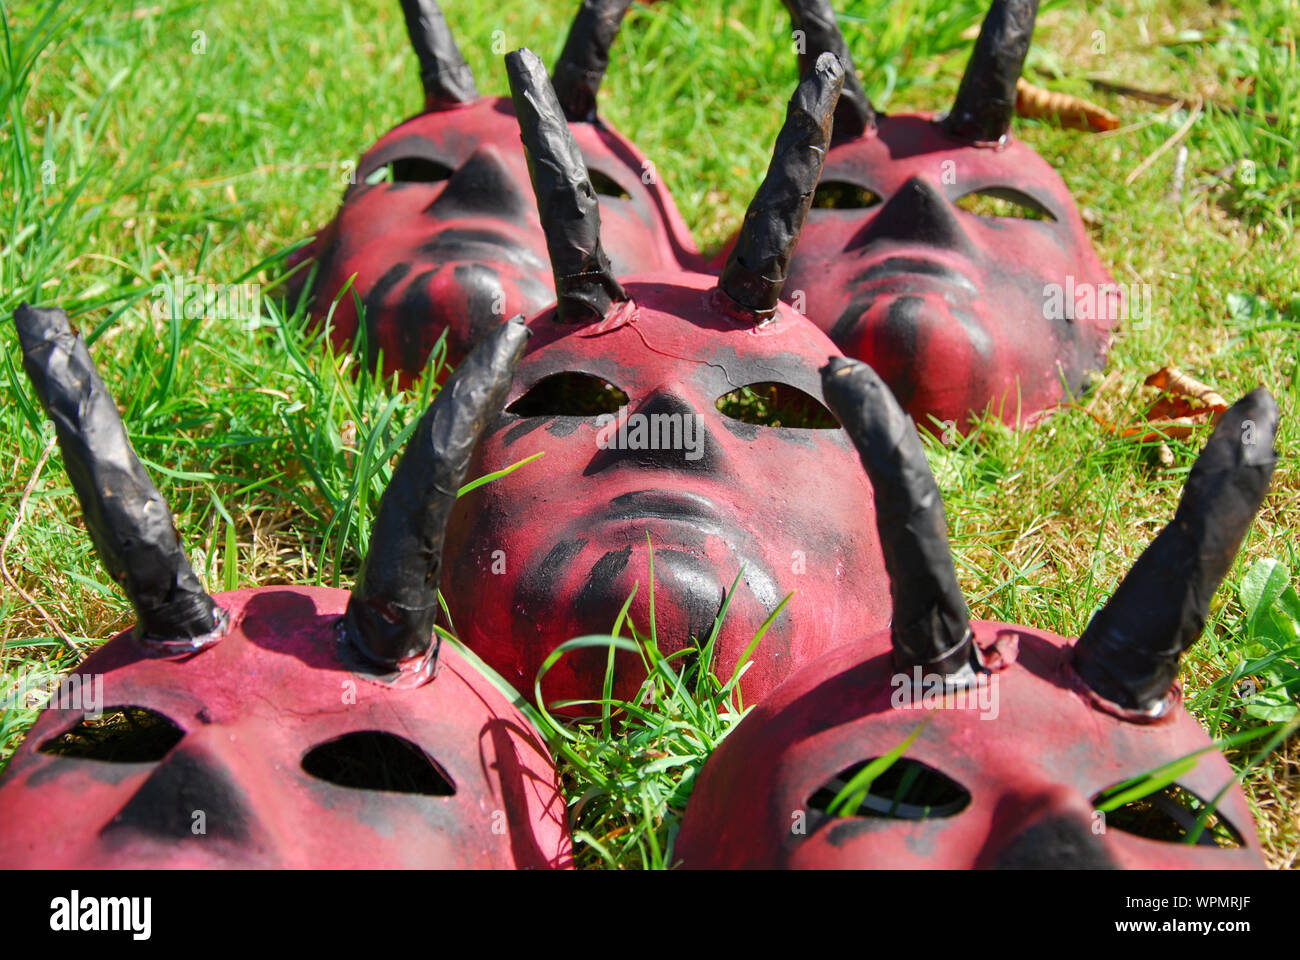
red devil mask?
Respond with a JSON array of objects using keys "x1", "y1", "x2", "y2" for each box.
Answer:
[
  {"x1": 0, "y1": 307, "x2": 569, "y2": 869},
  {"x1": 676, "y1": 359, "x2": 1276, "y2": 868},
  {"x1": 289, "y1": 0, "x2": 698, "y2": 383},
  {"x1": 719, "y1": 0, "x2": 1120, "y2": 432},
  {"x1": 439, "y1": 49, "x2": 891, "y2": 709}
]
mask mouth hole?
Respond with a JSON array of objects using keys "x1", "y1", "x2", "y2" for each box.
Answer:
[
  {"x1": 588, "y1": 169, "x2": 632, "y2": 199},
  {"x1": 715, "y1": 382, "x2": 839, "y2": 429},
  {"x1": 812, "y1": 180, "x2": 882, "y2": 210},
  {"x1": 366, "y1": 157, "x2": 455, "y2": 185},
  {"x1": 808, "y1": 757, "x2": 971, "y2": 819},
  {"x1": 955, "y1": 187, "x2": 1056, "y2": 221},
  {"x1": 508, "y1": 372, "x2": 629, "y2": 417},
  {"x1": 38, "y1": 706, "x2": 184, "y2": 763},
  {"x1": 301, "y1": 731, "x2": 456, "y2": 796},
  {"x1": 1092, "y1": 784, "x2": 1243, "y2": 847}
]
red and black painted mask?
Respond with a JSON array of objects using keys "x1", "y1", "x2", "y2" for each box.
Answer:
[
  {"x1": 676, "y1": 359, "x2": 1276, "y2": 868},
  {"x1": 719, "y1": 0, "x2": 1119, "y2": 432},
  {"x1": 289, "y1": 0, "x2": 698, "y2": 383},
  {"x1": 0, "y1": 307, "x2": 570, "y2": 869},
  {"x1": 441, "y1": 49, "x2": 891, "y2": 709}
]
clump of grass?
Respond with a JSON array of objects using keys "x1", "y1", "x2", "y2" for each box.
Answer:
[{"x1": 526, "y1": 540, "x2": 789, "y2": 869}]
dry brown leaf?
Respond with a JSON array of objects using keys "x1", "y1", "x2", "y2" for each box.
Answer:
[
  {"x1": 1143, "y1": 366, "x2": 1229, "y2": 413},
  {"x1": 1016, "y1": 78, "x2": 1119, "y2": 132},
  {"x1": 1115, "y1": 366, "x2": 1230, "y2": 442}
]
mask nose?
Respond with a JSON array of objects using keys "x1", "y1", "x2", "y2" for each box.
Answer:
[
  {"x1": 585, "y1": 391, "x2": 723, "y2": 476},
  {"x1": 98, "y1": 728, "x2": 263, "y2": 850},
  {"x1": 851, "y1": 176, "x2": 972, "y2": 253},
  {"x1": 982, "y1": 787, "x2": 1118, "y2": 869},
  {"x1": 426, "y1": 144, "x2": 532, "y2": 222}
]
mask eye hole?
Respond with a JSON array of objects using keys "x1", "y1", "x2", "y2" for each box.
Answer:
[
  {"x1": 508, "y1": 372, "x2": 629, "y2": 417},
  {"x1": 365, "y1": 157, "x2": 455, "y2": 185},
  {"x1": 955, "y1": 187, "x2": 1056, "y2": 221},
  {"x1": 715, "y1": 382, "x2": 839, "y2": 429},
  {"x1": 302, "y1": 731, "x2": 456, "y2": 796},
  {"x1": 812, "y1": 180, "x2": 882, "y2": 210},
  {"x1": 38, "y1": 706, "x2": 184, "y2": 763},
  {"x1": 589, "y1": 169, "x2": 632, "y2": 199},
  {"x1": 1092, "y1": 783, "x2": 1243, "y2": 847},
  {"x1": 809, "y1": 757, "x2": 971, "y2": 819}
]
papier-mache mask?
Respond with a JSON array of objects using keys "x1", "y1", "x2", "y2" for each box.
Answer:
[
  {"x1": 0, "y1": 307, "x2": 570, "y2": 869},
  {"x1": 289, "y1": 0, "x2": 698, "y2": 382},
  {"x1": 726, "y1": 0, "x2": 1120, "y2": 432},
  {"x1": 676, "y1": 359, "x2": 1275, "y2": 869},
  {"x1": 440, "y1": 49, "x2": 893, "y2": 710}
]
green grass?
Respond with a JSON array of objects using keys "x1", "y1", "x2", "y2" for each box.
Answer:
[{"x1": 2, "y1": 0, "x2": 1298, "y2": 867}]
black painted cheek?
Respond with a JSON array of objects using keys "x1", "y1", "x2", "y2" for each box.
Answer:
[
  {"x1": 454, "y1": 262, "x2": 507, "y2": 347},
  {"x1": 394, "y1": 267, "x2": 441, "y2": 374},
  {"x1": 363, "y1": 262, "x2": 415, "y2": 364},
  {"x1": 517, "y1": 538, "x2": 589, "y2": 617}
]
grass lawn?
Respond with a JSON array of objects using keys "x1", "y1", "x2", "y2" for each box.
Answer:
[{"x1": 2, "y1": 0, "x2": 1297, "y2": 867}]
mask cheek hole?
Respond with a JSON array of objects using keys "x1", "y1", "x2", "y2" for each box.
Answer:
[
  {"x1": 955, "y1": 187, "x2": 1057, "y2": 221},
  {"x1": 1092, "y1": 783, "x2": 1243, "y2": 847},
  {"x1": 38, "y1": 706, "x2": 184, "y2": 763},
  {"x1": 301, "y1": 731, "x2": 456, "y2": 797},
  {"x1": 808, "y1": 757, "x2": 971, "y2": 819},
  {"x1": 715, "y1": 383, "x2": 839, "y2": 429},
  {"x1": 365, "y1": 157, "x2": 455, "y2": 185}
]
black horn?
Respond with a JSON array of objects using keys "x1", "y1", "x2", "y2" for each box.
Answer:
[
  {"x1": 400, "y1": 0, "x2": 478, "y2": 109},
  {"x1": 344, "y1": 317, "x2": 531, "y2": 680},
  {"x1": 14, "y1": 304, "x2": 224, "y2": 653},
  {"x1": 1073, "y1": 388, "x2": 1278, "y2": 717},
  {"x1": 943, "y1": 0, "x2": 1038, "y2": 142},
  {"x1": 782, "y1": 0, "x2": 874, "y2": 139},
  {"x1": 552, "y1": 0, "x2": 632, "y2": 123},
  {"x1": 821, "y1": 356, "x2": 981, "y2": 681},
  {"x1": 506, "y1": 46, "x2": 626, "y2": 323},
  {"x1": 719, "y1": 51, "x2": 844, "y2": 319}
]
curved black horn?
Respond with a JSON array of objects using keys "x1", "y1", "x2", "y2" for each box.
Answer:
[
  {"x1": 943, "y1": 0, "x2": 1038, "y2": 142},
  {"x1": 1073, "y1": 389, "x2": 1278, "y2": 717},
  {"x1": 400, "y1": 0, "x2": 478, "y2": 109},
  {"x1": 719, "y1": 51, "x2": 843, "y2": 319},
  {"x1": 14, "y1": 305, "x2": 224, "y2": 653},
  {"x1": 821, "y1": 356, "x2": 980, "y2": 681},
  {"x1": 506, "y1": 46, "x2": 626, "y2": 323},
  {"x1": 782, "y1": 0, "x2": 874, "y2": 139},
  {"x1": 552, "y1": 0, "x2": 632, "y2": 122},
  {"x1": 344, "y1": 317, "x2": 531, "y2": 680}
]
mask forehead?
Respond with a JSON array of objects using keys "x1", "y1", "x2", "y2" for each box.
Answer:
[{"x1": 514, "y1": 274, "x2": 841, "y2": 400}]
